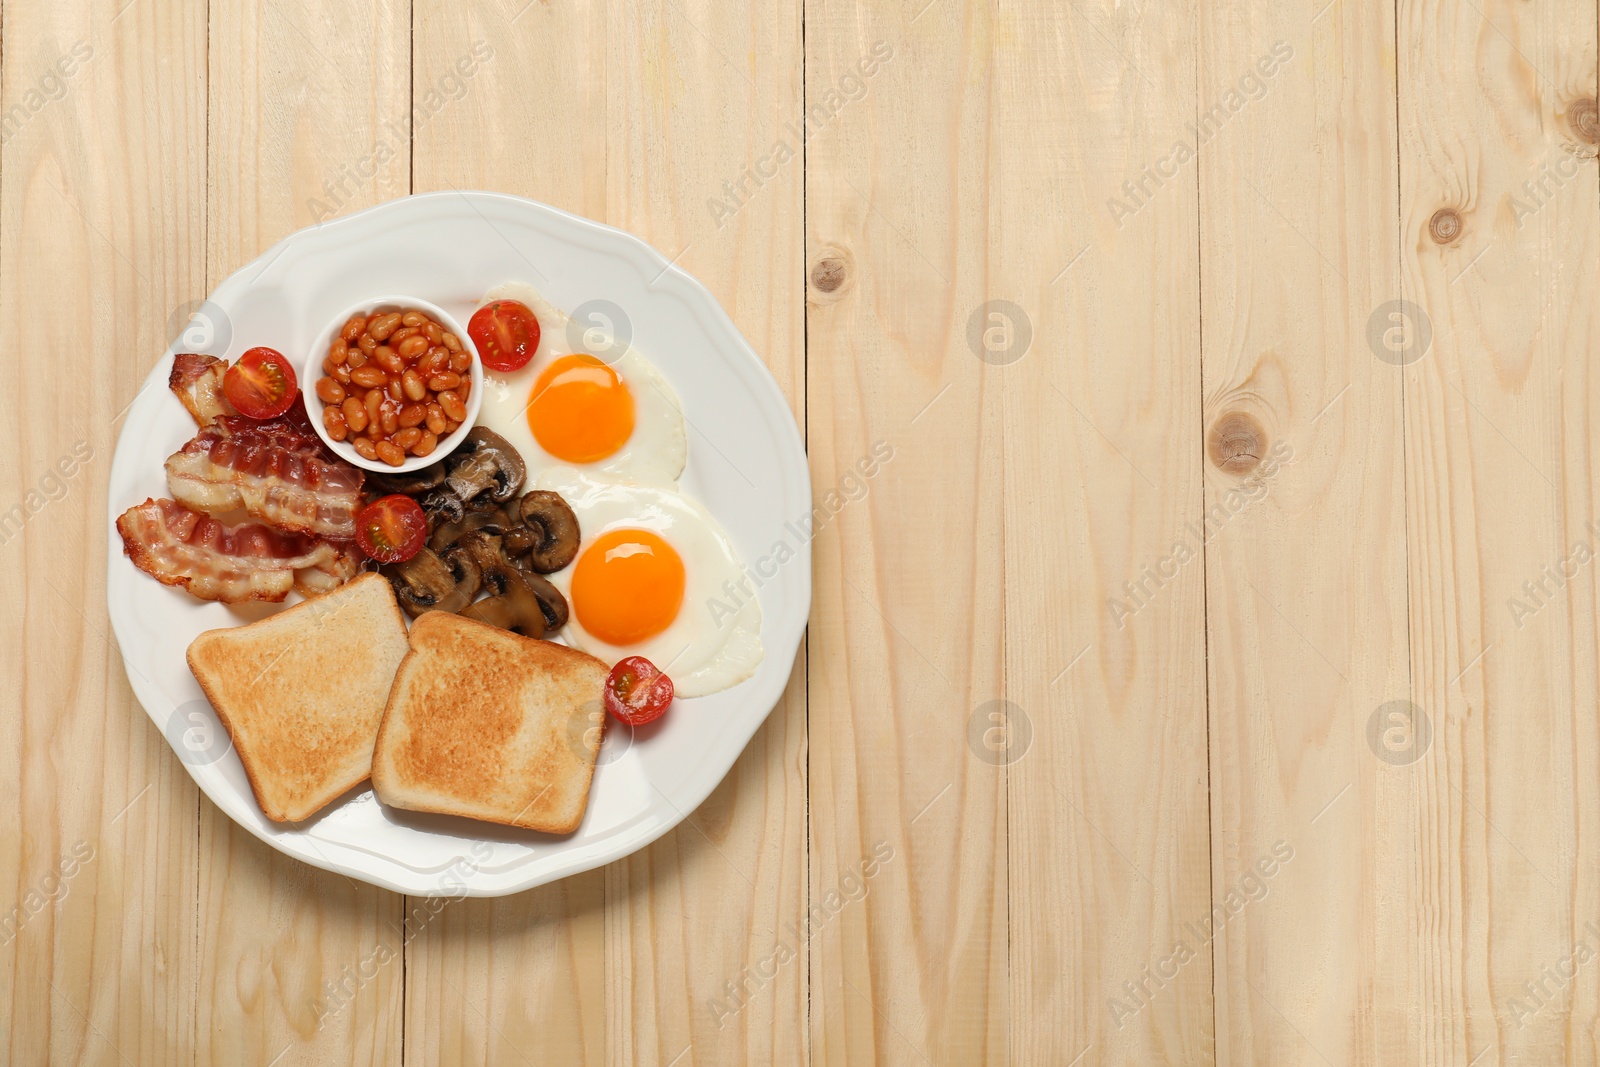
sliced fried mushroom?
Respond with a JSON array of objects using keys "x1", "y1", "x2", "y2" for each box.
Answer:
[
  {"x1": 519, "y1": 566, "x2": 570, "y2": 632},
  {"x1": 429, "y1": 509, "x2": 502, "y2": 554},
  {"x1": 461, "y1": 567, "x2": 547, "y2": 638},
  {"x1": 504, "y1": 490, "x2": 581, "y2": 573},
  {"x1": 418, "y1": 487, "x2": 465, "y2": 528},
  {"x1": 387, "y1": 547, "x2": 480, "y2": 617},
  {"x1": 445, "y1": 427, "x2": 525, "y2": 505},
  {"x1": 369, "y1": 464, "x2": 449, "y2": 496}
]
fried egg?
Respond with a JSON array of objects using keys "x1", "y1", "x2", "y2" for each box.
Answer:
[
  {"x1": 536, "y1": 469, "x2": 763, "y2": 698},
  {"x1": 475, "y1": 282, "x2": 687, "y2": 487}
]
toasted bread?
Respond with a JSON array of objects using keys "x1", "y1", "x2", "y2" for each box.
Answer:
[
  {"x1": 186, "y1": 573, "x2": 409, "y2": 823},
  {"x1": 371, "y1": 612, "x2": 610, "y2": 834}
]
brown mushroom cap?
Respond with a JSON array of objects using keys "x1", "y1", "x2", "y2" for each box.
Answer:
[
  {"x1": 386, "y1": 547, "x2": 480, "y2": 618},
  {"x1": 507, "y1": 490, "x2": 581, "y2": 574},
  {"x1": 369, "y1": 464, "x2": 449, "y2": 496},
  {"x1": 445, "y1": 427, "x2": 526, "y2": 505},
  {"x1": 461, "y1": 566, "x2": 547, "y2": 638},
  {"x1": 429, "y1": 509, "x2": 503, "y2": 554}
]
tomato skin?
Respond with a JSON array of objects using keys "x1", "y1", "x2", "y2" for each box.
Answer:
[
  {"x1": 223, "y1": 347, "x2": 298, "y2": 419},
  {"x1": 354, "y1": 495, "x2": 428, "y2": 563},
  {"x1": 604, "y1": 656, "x2": 675, "y2": 726},
  {"x1": 469, "y1": 300, "x2": 539, "y2": 372}
]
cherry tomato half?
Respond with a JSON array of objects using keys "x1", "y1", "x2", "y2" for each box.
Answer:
[
  {"x1": 604, "y1": 656, "x2": 675, "y2": 726},
  {"x1": 223, "y1": 347, "x2": 298, "y2": 420},
  {"x1": 354, "y1": 495, "x2": 428, "y2": 563},
  {"x1": 469, "y1": 300, "x2": 540, "y2": 372}
]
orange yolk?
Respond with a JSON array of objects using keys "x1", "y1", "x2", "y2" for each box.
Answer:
[
  {"x1": 571, "y1": 528, "x2": 685, "y2": 646},
  {"x1": 527, "y1": 354, "x2": 635, "y2": 463}
]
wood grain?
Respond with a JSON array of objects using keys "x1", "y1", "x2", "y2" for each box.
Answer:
[
  {"x1": 1199, "y1": 4, "x2": 1409, "y2": 1066},
  {"x1": 803, "y1": 5, "x2": 1008, "y2": 1063},
  {"x1": 0, "y1": 0, "x2": 205, "y2": 1063},
  {"x1": 197, "y1": 1, "x2": 410, "y2": 1064},
  {"x1": 1398, "y1": 0, "x2": 1600, "y2": 1062},
  {"x1": 997, "y1": 0, "x2": 1214, "y2": 1062}
]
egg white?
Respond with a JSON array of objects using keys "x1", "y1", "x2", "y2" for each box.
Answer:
[
  {"x1": 475, "y1": 281, "x2": 687, "y2": 488},
  {"x1": 535, "y1": 469, "x2": 763, "y2": 698}
]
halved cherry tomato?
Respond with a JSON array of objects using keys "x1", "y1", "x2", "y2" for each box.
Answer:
[
  {"x1": 354, "y1": 495, "x2": 428, "y2": 563},
  {"x1": 604, "y1": 656, "x2": 674, "y2": 726},
  {"x1": 469, "y1": 300, "x2": 539, "y2": 372},
  {"x1": 223, "y1": 347, "x2": 298, "y2": 419}
]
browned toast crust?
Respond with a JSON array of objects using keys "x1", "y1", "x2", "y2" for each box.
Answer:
[{"x1": 372, "y1": 612, "x2": 609, "y2": 834}]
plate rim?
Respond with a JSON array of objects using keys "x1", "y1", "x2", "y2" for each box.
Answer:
[{"x1": 105, "y1": 190, "x2": 810, "y2": 896}]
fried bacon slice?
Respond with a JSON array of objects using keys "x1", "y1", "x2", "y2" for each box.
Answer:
[
  {"x1": 117, "y1": 498, "x2": 351, "y2": 604},
  {"x1": 168, "y1": 353, "x2": 236, "y2": 427},
  {"x1": 292, "y1": 541, "x2": 363, "y2": 598},
  {"x1": 165, "y1": 424, "x2": 364, "y2": 540}
]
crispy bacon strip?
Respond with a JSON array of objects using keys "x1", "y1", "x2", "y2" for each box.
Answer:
[
  {"x1": 117, "y1": 498, "x2": 348, "y2": 604},
  {"x1": 293, "y1": 541, "x2": 364, "y2": 598},
  {"x1": 165, "y1": 424, "x2": 364, "y2": 540},
  {"x1": 168, "y1": 353, "x2": 236, "y2": 427}
]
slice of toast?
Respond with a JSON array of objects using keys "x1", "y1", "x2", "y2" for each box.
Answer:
[
  {"x1": 186, "y1": 572, "x2": 409, "y2": 823},
  {"x1": 372, "y1": 612, "x2": 610, "y2": 834}
]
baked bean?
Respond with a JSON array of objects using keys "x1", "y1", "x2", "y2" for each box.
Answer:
[
  {"x1": 316, "y1": 305, "x2": 475, "y2": 461},
  {"x1": 422, "y1": 348, "x2": 450, "y2": 376},
  {"x1": 315, "y1": 377, "x2": 346, "y2": 405},
  {"x1": 437, "y1": 390, "x2": 467, "y2": 421},
  {"x1": 373, "y1": 346, "x2": 404, "y2": 374},
  {"x1": 368, "y1": 313, "x2": 403, "y2": 341},
  {"x1": 350, "y1": 365, "x2": 387, "y2": 389},
  {"x1": 342, "y1": 397, "x2": 369, "y2": 433}
]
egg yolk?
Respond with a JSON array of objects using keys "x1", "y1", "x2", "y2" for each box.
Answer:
[
  {"x1": 526, "y1": 354, "x2": 635, "y2": 463},
  {"x1": 571, "y1": 528, "x2": 685, "y2": 646}
]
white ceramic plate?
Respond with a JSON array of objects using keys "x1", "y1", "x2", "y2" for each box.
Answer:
[{"x1": 105, "y1": 191, "x2": 810, "y2": 896}]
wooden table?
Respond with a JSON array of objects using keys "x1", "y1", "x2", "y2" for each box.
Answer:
[{"x1": 6, "y1": 0, "x2": 1599, "y2": 1062}]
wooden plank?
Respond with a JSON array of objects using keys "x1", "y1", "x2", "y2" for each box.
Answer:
[
  {"x1": 404, "y1": 2, "x2": 807, "y2": 1064},
  {"x1": 1396, "y1": 0, "x2": 1600, "y2": 1062},
  {"x1": 0, "y1": 0, "x2": 206, "y2": 1062},
  {"x1": 803, "y1": 6, "x2": 1007, "y2": 1064},
  {"x1": 1000, "y1": 0, "x2": 1213, "y2": 1061},
  {"x1": 1198, "y1": 3, "x2": 1409, "y2": 1064},
  {"x1": 196, "y1": 1, "x2": 410, "y2": 1064}
]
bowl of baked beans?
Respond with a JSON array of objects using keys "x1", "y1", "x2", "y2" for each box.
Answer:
[{"x1": 303, "y1": 297, "x2": 484, "y2": 473}]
